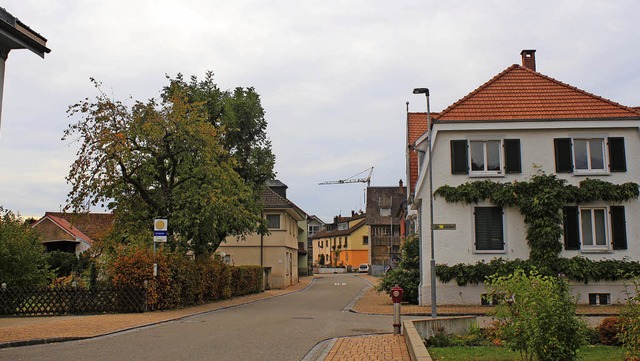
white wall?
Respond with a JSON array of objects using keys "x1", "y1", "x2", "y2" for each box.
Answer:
[{"x1": 415, "y1": 120, "x2": 640, "y2": 305}]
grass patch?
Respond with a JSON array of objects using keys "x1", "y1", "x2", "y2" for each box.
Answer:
[{"x1": 428, "y1": 345, "x2": 625, "y2": 361}]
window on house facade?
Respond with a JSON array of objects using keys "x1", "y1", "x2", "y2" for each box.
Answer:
[
  {"x1": 371, "y1": 226, "x2": 391, "y2": 236},
  {"x1": 588, "y1": 293, "x2": 611, "y2": 305},
  {"x1": 451, "y1": 139, "x2": 521, "y2": 175},
  {"x1": 474, "y1": 206, "x2": 505, "y2": 252},
  {"x1": 266, "y1": 214, "x2": 280, "y2": 229},
  {"x1": 363, "y1": 236, "x2": 369, "y2": 245},
  {"x1": 563, "y1": 206, "x2": 627, "y2": 251},
  {"x1": 308, "y1": 225, "x2": 320, "y2": 235},
  {"x1": 380, "y1": 207, "x2": 391, "y2": 216},
  {"x1": 554, "y1": 137, "x2": 626, "y2": 174},
  {"x1": 344, "y1": 238, "x2": 348, "y2": 248}
]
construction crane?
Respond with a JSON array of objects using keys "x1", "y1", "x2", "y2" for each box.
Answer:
[{"x1": 319, "y1": 167, "x2": 374, "y2": 186}]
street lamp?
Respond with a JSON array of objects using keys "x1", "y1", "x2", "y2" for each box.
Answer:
[{"x1": 412, "y1": 87, "x2": 437, "y2": 318}]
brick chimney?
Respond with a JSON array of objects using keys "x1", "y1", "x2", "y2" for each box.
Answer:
[{"x1": 520, "y1": 50, "x2": 536, "y2": 71}]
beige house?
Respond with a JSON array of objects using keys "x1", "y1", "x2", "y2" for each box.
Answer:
[{"x1": 218, "y1": 181, "x2": 307, "y2": 289}]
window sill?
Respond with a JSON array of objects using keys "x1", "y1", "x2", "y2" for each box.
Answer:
[
  {"x1": 469, "y1": 173, "x2": 504, "y2": 178},
  {"x1": 580, "y1": 248, "x2": 612, "y2": 254},
  {"x1": 573, "y1": 171, "x2": 609, "y2": 176},
  {"x1": 473, "y1": 250, "x2": 507, "y2": 254}
]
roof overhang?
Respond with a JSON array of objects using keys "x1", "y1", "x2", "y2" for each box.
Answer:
[{"x1": 0, "y1": 9, "x2": 50, "y2": 58}]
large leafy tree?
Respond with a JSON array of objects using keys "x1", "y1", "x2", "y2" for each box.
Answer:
[
  {"x1": 162, "y1": 72, "x2": 275, "y2": 191},
  {"x1": 0, "y1": 208, "x2": 51, "y2": 286},
  {"x1": 64, "y1": 79, "x2": 263, "y2": 256}
]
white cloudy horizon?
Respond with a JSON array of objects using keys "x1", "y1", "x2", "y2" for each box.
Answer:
[{"x1": 1, "y1": 0, "x2": 639, "y2": 223}]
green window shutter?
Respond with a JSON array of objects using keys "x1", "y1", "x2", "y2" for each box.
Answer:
[
  {"x1": 450, "y1": 140, "x2": 469, "y2": 174},
  {"x1": 608, "y1": 137, "x2": 627, "y2": 172},
  {"x1": 554, "y1": 138, "x2": 573, "y2": 173},
  {"x1": 474, "y1": 207, "x2": 504, "y2": 251},
  {"x1": 504, "y1": 139, "x2": 522, "y2": 174},
  {"x1": 563, "y1": 206, "x2": 580, "y2": 250},
  {"x1": 611, "y1": 206, "x2": 627, "y2": 250}
]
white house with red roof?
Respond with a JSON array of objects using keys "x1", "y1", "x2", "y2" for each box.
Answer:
[
  {"x1": 410, "y1": 50, "x2": 640, "y2": 306},
  {"x1": 32, "y1": 212, "x2": 114, "y2": 254}
]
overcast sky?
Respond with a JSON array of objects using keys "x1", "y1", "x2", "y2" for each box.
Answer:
[{"x1": 1, "y1": 1, "x2": 639, "y2": 222}]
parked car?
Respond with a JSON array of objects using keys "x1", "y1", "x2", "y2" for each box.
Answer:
[{"x1": 358, "y1": 263, "x2": 370, "y2": 273}]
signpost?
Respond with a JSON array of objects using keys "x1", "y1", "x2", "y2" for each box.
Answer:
[
  {"x1": 433, "y1": 224, "x2": 456, "y2": 231},
  {"x1": 153, "y1": 219, "x2": 168, "y2": 277}
]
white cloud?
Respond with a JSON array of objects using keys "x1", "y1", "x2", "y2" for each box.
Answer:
[{"x1": 1, "y1": 0, "x2": 640, "y2": 220}]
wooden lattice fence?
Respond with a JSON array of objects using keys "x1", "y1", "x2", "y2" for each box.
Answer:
[{"x1": 0, "y1": 284, "x2": 147, "y2": 316}]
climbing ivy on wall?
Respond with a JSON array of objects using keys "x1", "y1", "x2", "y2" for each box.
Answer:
[{"x1": 433, "y1": 172, "x2": 639, "y2": 283}]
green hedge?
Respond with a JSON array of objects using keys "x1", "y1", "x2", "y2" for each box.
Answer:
[
  {"x1": 436, "y1": 257, "x2": 640, "y2": 286},
  {"x1": 108, "y1": 247, "x2": 262, "y2": 310}
]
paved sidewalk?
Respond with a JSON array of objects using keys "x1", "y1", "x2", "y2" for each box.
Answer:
[{"x1": 0, "y1": 277, "x2": 313, "y2": 347}]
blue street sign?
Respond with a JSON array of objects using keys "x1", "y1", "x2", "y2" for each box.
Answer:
[{"x1": 154, "y1": 231, "x2": 168, "y2": 237}]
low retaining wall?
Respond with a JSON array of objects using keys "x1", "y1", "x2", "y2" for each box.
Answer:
[{"x1": 402, "y1": 316, "x2": 478, "y2": 361}]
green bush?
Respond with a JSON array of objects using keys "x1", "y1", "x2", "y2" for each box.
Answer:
[
  {"x1": 487, "y1": 269, "x2": 587, "y2": 361},
  {"x1": 47, "y1": 251, "x2": 81, "y2": 278},
  {"x1": 0, "y1": 208, "x2": 51, "y2": 286},
  {"x1": 376, "y1": 234, "x2": 419, "y2": 303},
  {"x1": 618, "y1": 279, "x2": 640, "y2": 360}
]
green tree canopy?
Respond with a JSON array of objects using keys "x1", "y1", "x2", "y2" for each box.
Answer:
[
  {"x1": 162, "y1": 72, "x2": 275, "y2": 191},
  {"x1": 0, "y1": 208, "x2": 51, "y2": 286},
  {"x1": 64, "y1": 78, "x2": 265, "y2": 256}
]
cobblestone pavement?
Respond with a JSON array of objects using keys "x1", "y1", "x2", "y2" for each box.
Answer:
[{"x1": 323, "y1": 334, "x2": 411, "y2": 361}]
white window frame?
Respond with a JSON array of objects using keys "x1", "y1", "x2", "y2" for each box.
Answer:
[
  {"x1": 468, "y1": 139, "x2": 504, "y2": 177},
  {"x1": 572, "y1": 137, "x2": 609, "y2": 175},
  {"x1": 471, "y1": 204, "x2": 507, "y2": 254},
  {"x1": 579, "y1": 206, "x2": 610, "y2": 252}
]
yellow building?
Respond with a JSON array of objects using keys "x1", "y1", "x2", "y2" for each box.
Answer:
[{"x1": 311, "y1": 213, "x2": 369, "y2": 269}]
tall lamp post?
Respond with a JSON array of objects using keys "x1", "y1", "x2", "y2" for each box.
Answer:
[{"x1": 412, "y1": 87, "x2": 436, "y2": 318}]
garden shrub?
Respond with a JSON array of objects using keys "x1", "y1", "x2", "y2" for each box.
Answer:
[
  {"x1": 487, "y1": 269, "x2": 587, "y2": 361},
  {"x1": 108, "y1": 246, "x2": 172, "y2": 310},
  {"x1": 597, "y1": 317, "x2": 622, "y2": 346},
  {"x1": 0, "y1": 208, "x2": 51, "y2": 286},
  {"x1": 619, "y1": 279, "x2": 640, "y2": 360},
  {"x1": 377, "y1": 234, "x2": 420, "y2": 303},
  {"x1": 106, "y1": 247, "x2": 262, "y2": 311}
]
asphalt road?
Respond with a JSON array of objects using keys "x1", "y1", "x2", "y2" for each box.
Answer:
[{"x1": 0, "y1": 274, "x2": 394, "y2": 361}]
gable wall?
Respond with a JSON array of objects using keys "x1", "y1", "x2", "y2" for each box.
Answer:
[{"x1": 34, "y1": 219, "x2": 74, "y2": 242}]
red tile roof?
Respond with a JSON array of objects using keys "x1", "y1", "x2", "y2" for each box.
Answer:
[
  {"x1": 407, "y1": 112, "x2": 429, "y2": 192},
  {"x1": 41, "y1": 214, "x2": 94, "y2": 244},
  {"x1": 437, "y1": 64, "x2": 640, "y2": 121},
  {"x1": 36, "y1": 212, "x2": 114, "y2": 244}
]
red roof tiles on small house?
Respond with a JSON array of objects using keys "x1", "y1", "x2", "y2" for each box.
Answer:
[
  {"x1": 436, "y1": 64, "x2": 640, "y2": 121},
  {"x1": 33, "y1": 212, "x2": 115, "y2": 245},
  {"x1": 44, "y1": 213, "x2": 94, "y2": 244}
]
